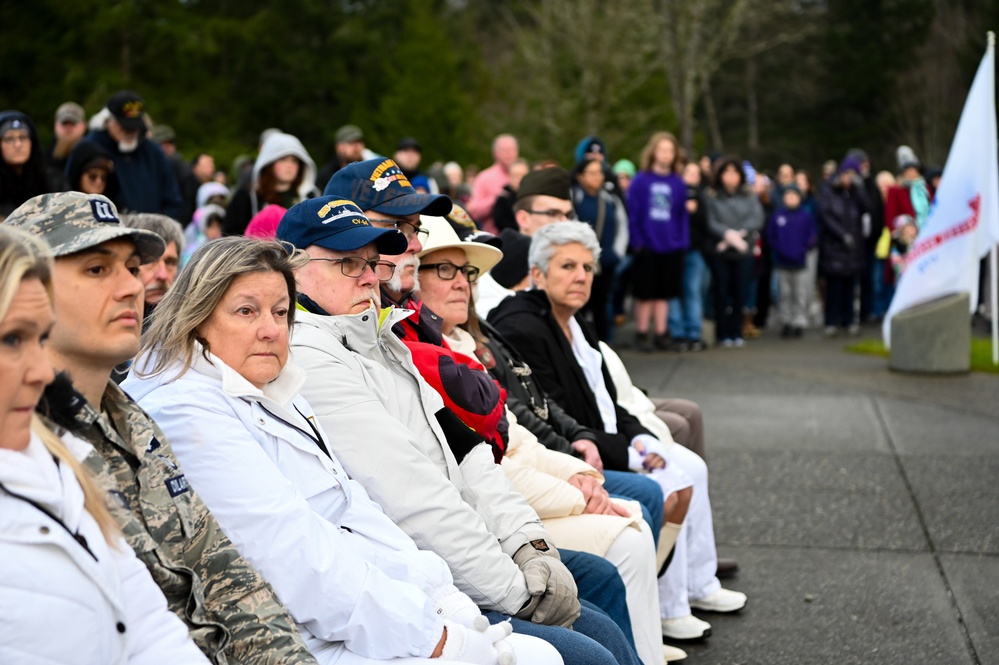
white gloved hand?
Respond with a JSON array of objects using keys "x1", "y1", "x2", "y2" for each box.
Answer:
[
  {"x1": 430, "y1": 584, "x2": 489, "y2": 631},
  {"x1": 482, "y1": 621, "x2": 516, "y2": 665},
  {"x1": 440, "y1": 619, "x2": 500, "y2": 665}
]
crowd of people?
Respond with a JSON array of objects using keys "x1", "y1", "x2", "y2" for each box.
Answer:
[{"x1": 0, "y1": 89, "x2": 941, "y2": 665}]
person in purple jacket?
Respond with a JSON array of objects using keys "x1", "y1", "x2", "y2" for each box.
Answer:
[
  {"x1": 766, "y1": 185, "x2": 817, "y2": 338},
  {"x1": 627, "y1": 132, "x2": 690, "y2": 352}
]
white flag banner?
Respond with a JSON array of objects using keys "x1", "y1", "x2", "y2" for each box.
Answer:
[{"x1": 883, "y1": 35, "x2": 999, "y2": 347}]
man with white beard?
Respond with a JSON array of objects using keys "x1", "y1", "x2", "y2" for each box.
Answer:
[{"x1": 82, "y1": 90, "x2": 183, "y2": 219}]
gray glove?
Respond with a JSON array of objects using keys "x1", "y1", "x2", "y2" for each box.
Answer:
[
  {"x1": 842, "y1": 233, "x2": 856, "y2": 250},
  {"x1": 512, "y1": 540, "x2": 581, "y2": 628}
]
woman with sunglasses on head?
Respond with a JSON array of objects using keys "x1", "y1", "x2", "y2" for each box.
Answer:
[{"x1": 65, "y1": 139, "x2": 122, "y2": 206}]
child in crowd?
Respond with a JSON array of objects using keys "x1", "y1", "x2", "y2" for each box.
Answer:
[
  {"x1": 890, "y1": 214, "x2": 918, "y2": 278},
  {"x1": 766, "y1": 185, "x2": 817, "y2": 338}
]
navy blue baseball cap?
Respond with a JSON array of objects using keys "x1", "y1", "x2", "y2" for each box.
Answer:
[
  {"x1": 323, "y1": 157, "x2": 453, "y2": 217},
  {"x1": 276, "y1": 196, "x2": 408, "y2": 254}
]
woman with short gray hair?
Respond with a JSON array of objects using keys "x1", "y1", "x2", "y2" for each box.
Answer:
[{"x1": 489, "y1": 222, "x2": 747, "y2": 643}]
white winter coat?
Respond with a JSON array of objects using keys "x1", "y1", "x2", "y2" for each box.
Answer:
[
  {"x1": 0, "y1": 432, "x2": 207, "y2": 665},
  {"x1": 123, "y1": 349, "x2": 452, "y2": 663},
  {"x1": 289, "y1": 304, "x2": 549, "y2": 616}
]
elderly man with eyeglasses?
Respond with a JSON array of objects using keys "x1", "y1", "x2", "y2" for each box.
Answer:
[{"x1": 284, "y1": 169, "x2": 646, "y2": 665}]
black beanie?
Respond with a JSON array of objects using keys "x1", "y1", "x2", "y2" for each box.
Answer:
[
  {"x1": 516, "y1": 166, "x2": 571, "y2": 202},
  {"x1": 488, "y1": 229, "x2": 532, "y2": 289}
]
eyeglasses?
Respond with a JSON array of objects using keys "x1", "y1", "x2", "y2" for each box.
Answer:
[
  {"x1": 1, "y1": 133, "x2": 30, "y2": 145},
  {"x1": 309, "y1": 256, "x2": 396, "y2": 281},
  {"x1": 418, "y1": 261, "x2": 480, "y2": 284},
  {"x1": 526, "y1": 209, "x2": 577, "y2": 221},
  {"x1": 367, "y1": 218, "x2": 430, "y2": 242}
]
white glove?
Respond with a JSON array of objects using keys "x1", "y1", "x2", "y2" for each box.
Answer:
[
  {"x1": 440, "y1": 619, "x2": 500, "y2": 665},
  {"x1": 482, "y1": 620, "x2": 516, "y2": 665},
  {"x1": 430, "y1": 584, "x2": 489, "y2": 631},
  {"x1": 632, "y1": 434, "x2": 670, "y2": 460}
]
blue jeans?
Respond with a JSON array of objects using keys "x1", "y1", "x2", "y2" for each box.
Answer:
[
  {"x1": 603, "y1": 470, "x2": 664, "y2": 546},
  {"x1": 561, "y1": 549, "x2": 636, "y2": 657},
  {"x1": 488, "y1": 599, "x2": 639, "y2": 665},
  {"x1": 669, "y1": 250, "x2": 706, "y2": 341}
]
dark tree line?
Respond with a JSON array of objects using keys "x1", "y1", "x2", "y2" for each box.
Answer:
[{"x1": 0, "y1": 0, "x2": 994, "y2": 176}]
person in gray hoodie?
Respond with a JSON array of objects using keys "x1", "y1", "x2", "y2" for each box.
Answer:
[{"x1": 224, "y1": 132, "x2": 317, "y2": 235}]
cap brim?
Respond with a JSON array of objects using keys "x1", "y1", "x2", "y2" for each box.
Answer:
[
  {"x1": 310, "y1": 224, "x2": 408, "y2": 255},
  {"x1": 57, "y1": 227, "x2": 166, "y2": 264},
  {"x1": 371, "y1": 192, "x2": 452, "y2": 218},
  {"x1": 116, "y1": 116, "x2": 145, "y2": 132}
]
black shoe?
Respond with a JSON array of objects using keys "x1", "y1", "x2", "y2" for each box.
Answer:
[
  {"x1": 688, "y1": 339, "x2": 707, "y2": 352},
  {"x1": 654, "y1": 334, "x2": 672, "y2": 351},
  {"x1": 716, "y1": 558, "x2": 739, "y2": 579},
  {"x1": 672, "y1": 339, "x2": 690, "y2": 353},
  {"x1": 793, "y1": 327, "x2": 804, "y2": 338},
  {"x1": 636, "y1": 332, "x2": 655, "y2": 353},
  {"x1": 780, "y1": 324, "x2": 793, "y2": 338}
]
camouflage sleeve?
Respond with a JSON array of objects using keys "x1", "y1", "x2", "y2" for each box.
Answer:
[{"x1": 188, "y1": 491, "x2": 319, "y2": 665}]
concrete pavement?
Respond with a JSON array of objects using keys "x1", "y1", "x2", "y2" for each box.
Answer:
[{"x1": 620, "y1": 326, "x2": 999, "y2": 665}]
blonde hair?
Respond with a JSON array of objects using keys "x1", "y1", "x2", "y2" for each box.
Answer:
[
  {"x1": 640, "y1": 131, "x2": 684, "y2": 173},
  {"x1": 33, "y1": 416, "x2": 121, "y2": 544},
  {"x1": 0, "y1": 227, "x2": 119, "y2": 543},
  {"x1": 137, "y1": 236, "x2": 308, "y2": 381}
]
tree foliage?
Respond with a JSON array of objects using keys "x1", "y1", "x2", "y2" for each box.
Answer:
[{"x1": 0, "y1": 0, "x2": 990, "y2": 176}]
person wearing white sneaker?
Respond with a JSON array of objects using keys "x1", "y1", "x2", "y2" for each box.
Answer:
[{"x1": 489, "y1": 224, "x2": 746, "y2": 645}]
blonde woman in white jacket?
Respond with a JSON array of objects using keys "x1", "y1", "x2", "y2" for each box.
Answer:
[
  {"x1": 124, "y1": 237, "x2": 561, "y2": 665},
  {"x1": 0, "y1": 226, "x2": 206, "y2": 665}
]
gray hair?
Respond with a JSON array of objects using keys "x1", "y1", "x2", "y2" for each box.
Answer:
[
  {"x1": 528, "y1": 221, "x2": 601, "y2": 275},
  {"x1": 121, "y1": 212, "x2": 186, "y2": 253}
]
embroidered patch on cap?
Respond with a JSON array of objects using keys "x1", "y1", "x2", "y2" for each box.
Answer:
[{"x1": 369, "y1": 159, "x2": 412, "y2": 192}]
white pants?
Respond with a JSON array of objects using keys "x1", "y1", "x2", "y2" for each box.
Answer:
[
  {"x1": 329, "y1": 633, "x2": 563, "y2": 665},
  {"x1": 604, "y1": 519, "x2": 661, "y2": 665},
  {"x1": 652, "y1": 444, "x2": 721, "y2": 619}
]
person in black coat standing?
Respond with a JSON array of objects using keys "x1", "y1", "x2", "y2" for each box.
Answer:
[{"x1": 818, "y1": 156, "x2": 870, "y2": 336}]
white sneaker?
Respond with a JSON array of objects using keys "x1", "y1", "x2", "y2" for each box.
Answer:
[
  {"x1": 663, "y1": 644, "x2": 688, "y2": 662},
  {"x1": 689, "y1": 588, "x2": 747, "y2": 613},
  {"x1": 661, "y1": 614, "x2": 712, "y2": 640}
]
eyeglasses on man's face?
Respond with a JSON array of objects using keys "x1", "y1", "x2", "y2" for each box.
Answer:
[
  {"x1": 309, "y1": 256, "x2": 396, "y2": 281},
  {"x1": 526, "y1": 208, "x2": 577, "y2": 221},
  {"x1": 366, "y1": 217, "x2": 430, "y2": 242},
  {"x1": 418, "y1": 261, "x2": 480, "y2": 284}
]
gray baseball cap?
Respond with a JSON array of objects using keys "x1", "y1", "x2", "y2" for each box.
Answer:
[{"x1": 3, "y1": 192, "x2": 165, "y2": 264}]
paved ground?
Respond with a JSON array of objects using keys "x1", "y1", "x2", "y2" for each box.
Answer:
[{"x1": 619, "y1": 324, "x2": 999, "y2": 665}]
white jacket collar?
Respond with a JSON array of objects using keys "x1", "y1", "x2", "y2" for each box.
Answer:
[
  {"x1": 188, "y1": 343, "x2": 306, "y2": 408},
  {"x1": 295, "y1": 303, "x2": 413, "y2": 358}
]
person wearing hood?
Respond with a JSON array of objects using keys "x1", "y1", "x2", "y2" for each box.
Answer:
[
  {"x1": 65, "y1": 139, "x2": 121, "y2": 206},
  {"x1": 818, "y1": 156, "x2": 870, "y2": 336},
  {"x1": 574, "y1": 136, "x2": 623, "y2": 202},
  {"x1": 224, "y1": 132, "x2": 317, "y2": 236},
  {"x1": 0, "y1": 111, "x2": 51, "y2": 218},
  {"x1": 80, "y1": 91, "x2": 182, "y2": 219}
]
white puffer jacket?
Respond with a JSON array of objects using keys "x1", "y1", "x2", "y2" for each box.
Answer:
[
  {"x1": 0, "y1": 432, "x2": 207, "y2": 665},
  {"x1": 290, "y1": 304, "x2": 550, "y2": 616},
  {"x1": 124, "y1": 349, "x2": 453, "y2": 662}
]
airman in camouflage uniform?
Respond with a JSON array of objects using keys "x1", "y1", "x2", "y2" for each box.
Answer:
[{"x1": 6, "y1": 192, "x2": 318, "y2": 665}]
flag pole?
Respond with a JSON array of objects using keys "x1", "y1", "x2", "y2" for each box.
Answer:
[{"x1": 992, "y1": 31, "x2": 999, "y2": 365}]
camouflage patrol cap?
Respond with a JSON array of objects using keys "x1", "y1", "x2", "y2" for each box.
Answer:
[{"x1": 3, "y1": 192, "x2": 165, "y2": 264}]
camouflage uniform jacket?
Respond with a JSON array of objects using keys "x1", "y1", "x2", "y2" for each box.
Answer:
[{"x1": 41, "y1": 376, "x2": 317, "y2": 665}]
